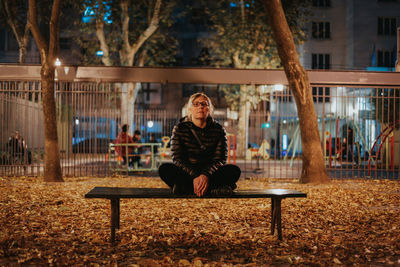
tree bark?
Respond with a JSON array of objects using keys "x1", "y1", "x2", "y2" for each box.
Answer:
[
  {"x1": 265, "y1": 0, "x2": 329, "y2": 183},
  {"x1": 18, "y1": 25, "x2": 30, "y2": 63},
  {"x1": 41, "y1": 62, "x2": 63, "y2": 181},
  {"x1": 28, "y1": 0, "x2": 63, "y2": 182}
]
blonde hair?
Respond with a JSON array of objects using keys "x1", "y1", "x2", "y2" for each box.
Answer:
[{"x1": 186, "y1": 92, "x2": 214, "y2": 120}]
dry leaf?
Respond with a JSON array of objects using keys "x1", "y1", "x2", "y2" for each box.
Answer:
[{"x1": 0, "y1": 176, "x2": 399, "y2": 266}]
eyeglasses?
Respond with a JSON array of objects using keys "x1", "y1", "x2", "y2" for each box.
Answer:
[{"x1": 192, "y1": 101, "x2": 209, "y2": 107}]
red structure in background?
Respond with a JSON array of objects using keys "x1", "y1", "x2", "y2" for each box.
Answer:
[{"x1": 368, "y1": 120, "x2": 399, "y2": 175}]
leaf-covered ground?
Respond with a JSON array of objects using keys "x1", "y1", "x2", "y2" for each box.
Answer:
[{"x1": 0, "y1": 176, "x2": 399, "y2": 266}]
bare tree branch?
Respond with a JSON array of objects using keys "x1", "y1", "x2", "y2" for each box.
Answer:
[
  {"x1": 48, "y1": 0, "x2": 61, "y2": 60},
  {"x1": 28, "y1": 0, "x2": 47, "y2": 60},
  {"x1": 240, "y1": 0, "x2": 245, "y2": 23},
  {"x1": 3, "y1": 0, "x2": 31, "y2": 63},
  {"x1": 121, "y1": 0, "x2": 131, "y2": 52},
  {"x1": 232, "y1": 51, "x2": 242, "y2": 68},
  {"x1": 95, "y1": 18, "x2": 112, "y2": 66},
  {"x1": 128, "y1": 0, "x2": 162, "y2": 62}
]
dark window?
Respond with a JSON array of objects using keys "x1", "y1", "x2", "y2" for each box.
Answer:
[
  {"x1": 377, "y1": 50, "x2": 395, "y2": 67},
  {"x1": 377, "y1": 17, "x2": 397, "y2": 35},
  {"x1": 312, "y1": 0, "x2": 331, "y2": 7},
  {"x1": 312, "y1": 21, "x2": 331, "y2": 39},
  {"x1": 312, "y1": 87, "x2": 330, "y2": 102},
  {"x1": 312, "y1": 53, "x2": 330, "y2": 69}
]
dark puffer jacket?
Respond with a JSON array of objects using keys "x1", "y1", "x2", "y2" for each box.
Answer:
[{"x1": 171, "y1": 116, "x2": 227, "y2": 178}]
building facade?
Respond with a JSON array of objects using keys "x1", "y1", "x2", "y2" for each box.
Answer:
[{"x1": 300, "y1": 0, "x2": 399, "y2": 70}]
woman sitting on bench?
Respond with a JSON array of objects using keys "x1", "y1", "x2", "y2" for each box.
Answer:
[{"x1": 158, "y1": 93, "x2": 241, "y2": 196}]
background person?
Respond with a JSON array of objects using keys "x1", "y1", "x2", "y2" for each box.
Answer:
[
  {"x1": 8, "y1": 130, "x2": 31, "y2": 164},
  {"x1": 342, "y1": 127, "x2": 354, "y2": 163},
  {"x1": 113, "y1": 124, "x2": 134, "y2": 166},
  {"x1": 158, "y1": 92, "x2": 241, "y2": 196},
  {"x1": 148, "y1": 133, "x2": 159, "y2": 154},
  {"x1": 131, "y1": 130, "x2": 142, "y2": 167}
]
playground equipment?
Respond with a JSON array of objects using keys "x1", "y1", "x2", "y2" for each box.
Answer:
[
  {"x1": 108, "y1": 143, "x2": 161, "y2": 172},
  {"x1": 246, "y1": 139, "x2": 270, "y2": 161},
  {"x1": 368, "y1": 120, "x2": 399, "y2": 175},
  {"x1": 227, "y1": 134, "x2": 236, "y2": 164},
  {"x1": 160, "y1": 136, "x2": 171, "y2": 158},
  {"x1": 258, "y1": 139, "x2": 270, "y2": 160},
  {"x1": 325, "y1": 131, "x2": 333, "y2": 167},
  {"x1": 323, "y1": 117, "x2": 369, "y2": 167}
]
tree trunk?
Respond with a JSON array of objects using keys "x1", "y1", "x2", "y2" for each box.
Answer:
[
  {"x1": 120, "y1": 82, "x2": 140, "y2": 133},
  {"x1": 28, "y1": 0, "x2": 63, "y2": 182},
  {"x1": 19, "y1": 46, "x2": 27, "y2": 63},
  {"x1": 265, "y1": 0, "x2": 329, "y2": 183},
  {"x1": 237, "y1": 85, "x2": 250, "y2": 157},
  {"x1": 41, "y1": 62, "x2": 63, "y2": 182}
]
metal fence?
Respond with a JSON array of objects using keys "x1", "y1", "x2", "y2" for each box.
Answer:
[
  {"x1": 0, "y1": 80, "x2": 182, "y2": 176},
  {"x1": 0, "y1": 66, "x2": 399, "y2": 179},
  {"x1": 248, "y1": 86, "x2": 400, "y2": 179}
]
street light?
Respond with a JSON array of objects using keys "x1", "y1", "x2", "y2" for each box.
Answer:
[{"x1": 55, "y1": 58, "x2": 61, "y2": 66}]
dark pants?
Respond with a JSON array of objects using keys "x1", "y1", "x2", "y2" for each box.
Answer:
[{"x1": 158, "y1": 163, "x2": 241, "y2": 194}]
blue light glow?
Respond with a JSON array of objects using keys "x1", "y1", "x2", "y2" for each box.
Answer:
[
  {"x1": 96, "y1": 50, "x2": 104, "y2": 56},
  {"x1": 229, "y1": 2, "x2": 251, "y2": 8},
  {"x1": 261, "y1": 122, "x2": 270, "y2": 129},
  {"x1": 283, "y1": 134, "x2": 288, "y2": 150},
  {"x1": 82, "y1": 4, "x2": 112, "y2": 24}
]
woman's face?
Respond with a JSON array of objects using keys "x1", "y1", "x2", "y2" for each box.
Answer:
[{"x1": 189, "y1": 96, "x2": 210, "y2": 120}]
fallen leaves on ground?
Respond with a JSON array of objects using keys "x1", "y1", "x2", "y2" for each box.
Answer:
[{"x1": 0, "y1": 176, "x2": 399, "y2": 266}]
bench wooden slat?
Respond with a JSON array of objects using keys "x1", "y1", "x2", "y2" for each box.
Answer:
[{"x1": 85, "y1": 187, "x2": 307, "y2": 199}]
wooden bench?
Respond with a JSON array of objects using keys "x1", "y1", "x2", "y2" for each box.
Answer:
[{"x1": 85, "y1": 187, "x2": 307, "y2": 243}]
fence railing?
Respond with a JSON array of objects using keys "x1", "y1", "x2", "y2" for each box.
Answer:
[{"x1": 0, "y1": 65, "x2": 399, "y2": 179}]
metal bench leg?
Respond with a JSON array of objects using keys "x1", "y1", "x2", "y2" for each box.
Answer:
[
  {"x1": 271, "y1": 198, "x2": 275, "y2": 234},
  {"x1": 110, "y1": 198, "x2": 120, "y2": 243},
  {"x1": 117, "y1": 199, "x2": 120, "y2": 229},
  {"x1": 271, "y1": 197, "x2": 283, "y2": 240}
]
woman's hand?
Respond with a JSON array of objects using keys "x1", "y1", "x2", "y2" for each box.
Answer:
[{"x1": 193, "y1": 174, "x2": 209, "y2": 197}]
